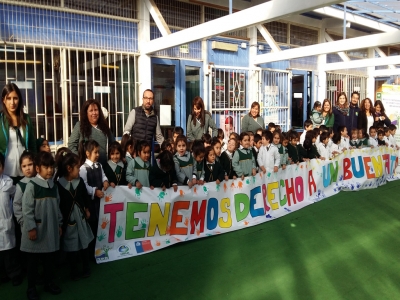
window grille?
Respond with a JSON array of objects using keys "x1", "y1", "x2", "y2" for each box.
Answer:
[
  {"x1": 152, "y1": 0, "x2": 200, "y2": 29},
  {"x1": 326, "y1": 73, "x2": 367, "y2": 105},
  {"x1": 290, "y1": 24, "x2": 318, "y2": 47},
  {"x1": 204, "y1": 7, "x2": 247, "y2": 38}
]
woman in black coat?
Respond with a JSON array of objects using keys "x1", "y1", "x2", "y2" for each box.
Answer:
[
  {"x1": 357, "y1": 98, "x2": 375, "y2": 133},
  {"x1": 373, "y1": 100, "x2": 391, "y2": 128}
]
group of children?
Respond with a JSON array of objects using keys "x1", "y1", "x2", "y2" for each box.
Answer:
[{"x1": 1, "y1": 118, "x2": 397, "y2": 299}]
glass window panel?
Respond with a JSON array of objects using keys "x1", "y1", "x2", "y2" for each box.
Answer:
[
  {"x1": 26, "y1": 47, "x2": 35, "y2": 79},
  {"x1": 44, "y1": 49, "x2": 53, "y2": 79},
  {"x1": 153, "y1": 64, "x2": 175, "y2": 127}
]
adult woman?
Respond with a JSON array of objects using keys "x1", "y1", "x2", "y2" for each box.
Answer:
[
  {"x1": 332, "y1": 92, "x2": 349, "y2": 133},
  {"x1": 68, "y1": 99, "x2": 114, "y2": 165},
  {"x1": 321, "y1": 99, "x2": 334, "y2": 128},
  {"x1": 241, "y1": 101, "x2": 264, "y2": 133},
  {"x1": 357, "y1": 98, "x2": 375, "y2": 133},
  {"x1": 373, "y1": 100, "x2": 391, "y2": 128},
  {"x1": 0, "y1": 83, "x2": 36, "y2": 183},
  {"x1": 186, "y1": 96, "x2": 217, "y2": 140}
]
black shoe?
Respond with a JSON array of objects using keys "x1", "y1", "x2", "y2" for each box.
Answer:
[
  {"x1": 35, "y1": 275, "x2": 44, "y2": 285},
  {"x1": 12, "y1": 275, "x2": 23, "y2": 286},
  {"x1": 44, "y1": 282, "x2": 61, "y2": 295},
  {"x1": 27, "y1": 287, "x2": 40, "y2": 300}
]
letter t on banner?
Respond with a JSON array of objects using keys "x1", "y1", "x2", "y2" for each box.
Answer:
[{"x1": 104, "y1": 203, "x2": 124, "y2": 243}]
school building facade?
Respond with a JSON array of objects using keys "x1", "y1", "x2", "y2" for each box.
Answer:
[{"x1": 0, "y1": 0, "x2": 399, "y2": 148}]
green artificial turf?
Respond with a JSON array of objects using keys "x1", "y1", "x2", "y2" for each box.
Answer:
[{"x1": 2, "y1": 180, "x2": 400, "y2": 300}]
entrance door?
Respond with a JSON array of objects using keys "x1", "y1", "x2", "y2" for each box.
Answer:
[
  {"x1": 291, "y1": 70, "x2": 311, "y2": 130},
  {"x1": 151, "y1": 58, "x2": 202, "y2": 139}
]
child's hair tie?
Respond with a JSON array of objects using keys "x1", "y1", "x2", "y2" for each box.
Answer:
[{"x1": 63, "y1": 151, "x2": 68, "y2": 156}]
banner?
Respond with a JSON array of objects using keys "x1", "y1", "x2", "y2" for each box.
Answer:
[
  {"x1": 382, "y1": 84, "x2": 400, "y2": 145},
  {"x1": 94, "y1": 148, "x2": 399, "y2": 263}
]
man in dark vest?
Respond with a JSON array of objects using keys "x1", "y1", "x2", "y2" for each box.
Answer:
[
  {"x1": 123, "y1": 89, "x2": 164, "y2": 145},
  {"x1": 347, "y1": 91, "x2": 360, "y2": 131}
]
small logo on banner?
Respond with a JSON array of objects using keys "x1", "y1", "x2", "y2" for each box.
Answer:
[
  {"x1": 135, "y1": 240, "x2": 153, "y2": 253},
  {"x1": 118, "y1": 245, "x2": 130, "y2": 255}
]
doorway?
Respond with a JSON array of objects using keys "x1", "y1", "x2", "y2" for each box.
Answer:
[
  {"x1": 151, "y1": 58, "x2": 202, "y2": 139},
  {"x1": 291, "y1": 70, "x2": 312, "y2": 130}
]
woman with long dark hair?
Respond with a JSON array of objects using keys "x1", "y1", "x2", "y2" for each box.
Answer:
[
  {"x1": 241, "y1": 101, "x2": 264, "y2": 133},
  {"x1": 332, "y1": 92, "x2": 349, "y2": 133},
  {"x1": 373, "y1": 100, "x2": 391, "y2": 128},
  {"x1": 68, "y1": 99, "x2": 114, "y2": 165},
  {"x1": 321, "y1": 99, "x2": 334, "y2": 128},
  {"x1": 357, "y1": 98, "x2": 375, "y2": 133},
  {"x1": 0, "y1": 83, "x2": 36, "y2": 184},
  {"x1": 186, "y1": 96, "x2": 217, "y2": 140}
]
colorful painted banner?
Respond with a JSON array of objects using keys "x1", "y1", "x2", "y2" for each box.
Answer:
[
  {"x1": 95, "y1": 147, "x2": 399, "y2": 263},
  {"x1": 382, "y1": 84, "x2": 400, "y2": 145}
]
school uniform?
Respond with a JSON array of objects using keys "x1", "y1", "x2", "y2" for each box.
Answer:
[
  {"x1": 340, "y1": 136, "x2": 350, "y2": 149},
  {"x1": 308, "y1": 144, "x2": 320, "y2": 159},
  {"x1": 297, "y1": 144, "x2": 308, "y2": 162},
  {"x1": 358, "y1": 138, "x2": 369, "y2": 148},
  {"x1": 349, "y1": 139, "x2": 360, "y2": 148},
  {"x1": 252, "y1": 147, "x2": 259, "y2": 169},
  {"x1": 383, "y1": 136, "x2": 389, "y2": 146},
  {"x1": 0, "y1": 174, "x2": 20, "y2": 282},
  {"x1": 195, "y1": 159, "x2": 205, "y2": 182},
  {"x1": 13, "y1": 176, "x2": 32, "y2": 227},
  {"x1": 204, "y1": 161, "x2": 225, "y2": 182},
  {"x1": 149, "y1": 159, "x2": 178, "y2": 189},
  {"x1": 257, "y1": 144, "x2": 280, "y2": 173},
  {"x1": 299, "y1": 130, "x2": 307, "y2": 145},
  {"x1": 388, "y1": 135, "x2": 396, "y2": 148},
  {"x1": 21, "y1": 175, "x2": 63, "y2": 288},
  {"x1": 275, "y1": 144, "x2": 288, "y2": 167},
  {"x1": 220, "y1": 150, "x2": 237, "y2": 179},
  {"x1": 317, "y1": 143, "x2": 329, "y2": 159},
  {"x1": 173, "y1": 151, "x2": 197, "y2": 185},
  {"x1": 103, "y1": 160, "x2": 128, "y2": 186},
  {"x1": 126, "y1": 157, "x2": 150, "y2": 187},
  {"x1": 232, "y1": 147, "x2": 256, "y2": 177},
  {"x1": 57, "y1": 177, "x2": 93, "y2": 278},
  {"x1": 378, "y1": 138, "x2": 386, "y2": 146},
  {"x1": 125, "y1": 152, "x2": 133, "y2": 165},
  {"x1": 287, "y1": 143, "x2": 299, "y2": 163},
  {"x1": 369, "y1": 136, "x2": 378, "y2": 147},
  {"x1": 329, "y1": 144, "x2": 343, "y2": 159}
]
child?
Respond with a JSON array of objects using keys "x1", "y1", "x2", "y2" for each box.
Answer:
[
  {"x1": 103, "y1": 141, "x2": 130, "y2": 188},
  {"x1": 232, "y1": 132, "x2": 257, "y2": 180},
  {"x1": 121, "y1": 134, "x2": 135, "y2": 164},
  {"x1": 56, "y1": 152, "x2": 93, "y2": 281},
  {"x1": 272, "y1": 132, "x2": 288, "y2": 170},
  {"x1": 287, "y1": 131, "x2": 300, "y2": 164},
  {"x1": 310, "y1": 101, "x2": 323, "y2": 128},
  {"x1": 317, "y1": 131, "x2": 330, "y2": 160},
  {"x1": 192, "y1": 140, "x2": 205, "y2": 185},
  {"x1": 377, "y1": 130, "x2": 386, "y2": 146},
  {"x1": 338, "y1": 126, "x2": 349, "y2": 150},
  {"x1": 388, "y1": 124, "x2": 398, "y2": 149},
  {"x1": 313, "y1": 128, "x2": 321, "y2": 147},
  {"x1": 211, "y1": 138, "x2": 222, "y2": 162},
  {"x1": 248, "y1": 131, "x2": 255, "y2": 148},
  {"x1": 161, "y1": 139, "x2": 174, "y2": 153},
  {"x1": 126, "y1": 140, "x2": 151, "y2": 189},
  {"x1": 202, "y1": 133, "x2": 212, "y2": 148},
  {"x1": 256, "y1": 128, "x2": 263, "y2": 137},
  {"x1": 173, "y1": 126, "x2": 184, "y2": 142},
  {"x1": 0, "y1": 153, "x2": 21, "y2": 286},
  {"x1": 220, "y1": 138, "x2": 238, "y2": 179},
  {"x1": 280, "y1": 133, "x2": 290, "y2": 167},
  {"x1": 258, "y1": 131, "x2": 280, "y2": 174},
  {"x1": 300, "y1": 119, "x2": 313, "y2": 145},
  {"x1": 306, "y1": 131, "x2": 320, "y2": 160},
  {"x1": 252, "y1": 134, "x2": 262, "y2": 169},
  {"x1": 21, "y1": 152, "x2": 63, "y2": 298},
  {"x1": 349, "y1": 128, "x2": 360, "y2": 149},
  {"x1": 217, "y1": 128, "x2": 227, "y2": 152},
  {"x1": 79, "y1": 139, "x2": 109, "y2": 244},
  {"x1": 204, "y1": 146, "x2": 227, "y2": 184},
  {"x1": 369, "y1": 126, "x2": 378, "y2": 148},
  {"x1": 13, "y1": 150, "x2": 36, "y2": 267},
  {"x1": 173, "y1": 135, "x2": 197, "y2": 187},
  {"x1": 149, "y1": 150, "x2": 178, "y2": 191},
  {"x1": 327, "y1": 128, "x2": 334, "y2": 148},
  {"x1": 267, "y1": 122, "x2": 276, "y2": 133},
  {"x1": 36, "y1": 137, "x2": 51, "y2": 153},
  {"x1": 329, "y1": 132, "x2": 343, "y2": 158},
  {"x1": 358, "y1": 129, "x2": 369, "y2": 148}
]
